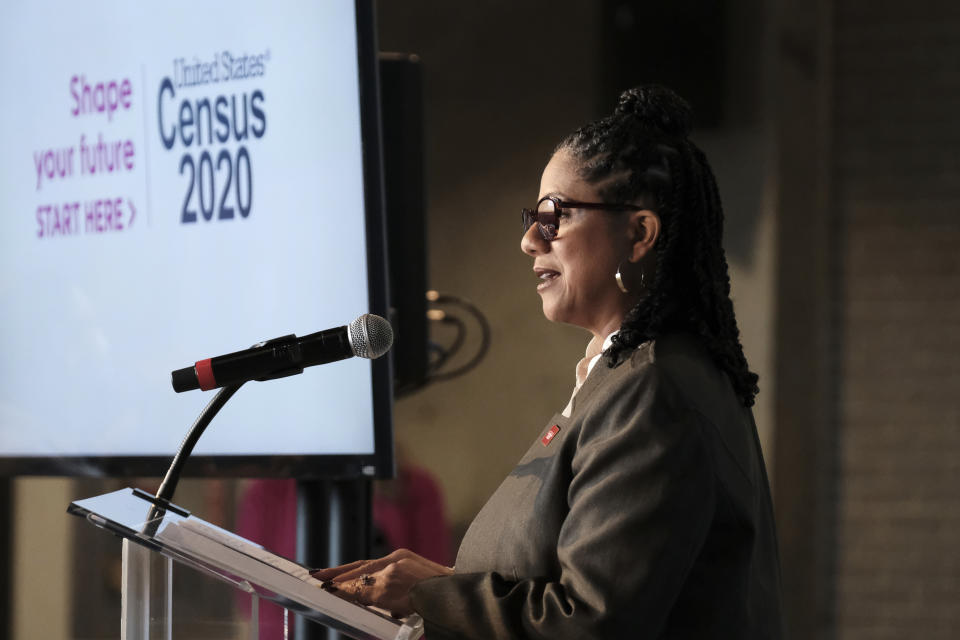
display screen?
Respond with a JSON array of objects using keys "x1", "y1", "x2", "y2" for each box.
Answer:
[{"x1": 0, "y1": 0, "x2": 392, "y2": 476}]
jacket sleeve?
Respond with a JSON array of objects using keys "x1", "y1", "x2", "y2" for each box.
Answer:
[{"x1": 408, "y1": 367, "x2": 717, "y2": 639}]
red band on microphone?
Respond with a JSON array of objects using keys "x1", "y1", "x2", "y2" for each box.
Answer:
[{"x1": 195, "y1": 359, "x2": 216, "y2": 391}]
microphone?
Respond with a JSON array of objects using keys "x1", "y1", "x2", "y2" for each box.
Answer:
[{"x1": 170, "y1": 314, "x2": 393, "y2": 392}]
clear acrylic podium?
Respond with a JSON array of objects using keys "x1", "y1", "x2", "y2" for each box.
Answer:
[{"x1": 68, "y1": 487, "x2": 424, "y2": 640}]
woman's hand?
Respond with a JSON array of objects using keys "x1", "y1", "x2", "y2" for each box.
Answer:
[{"x1": 311, "y1": 548, "x2": 454, "y2": 617}]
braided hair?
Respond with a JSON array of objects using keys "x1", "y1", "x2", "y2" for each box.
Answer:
[{"x1": 557, "y1": 85, "x2": 759, "y2": 407}]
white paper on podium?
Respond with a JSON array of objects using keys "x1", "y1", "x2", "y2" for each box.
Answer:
[{"x1": 156, "y1": 518, "x2": 423, "y2": 640}]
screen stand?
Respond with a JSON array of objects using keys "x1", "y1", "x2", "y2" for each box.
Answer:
[
  {"x1": 295, "y1": 478, "x2": 372, "y2": 640},
  {"x1": 121, "y1": 538, "x2": 172, "y2": 639}
]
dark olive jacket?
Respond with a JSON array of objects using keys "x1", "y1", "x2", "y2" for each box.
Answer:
[{"x1": 410, "y1": 334, "x2": 783, "y2": 639}]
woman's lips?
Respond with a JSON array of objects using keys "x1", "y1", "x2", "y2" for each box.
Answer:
[{"x1": 534, "y1": 267, "x2": 560, "y2": 291}]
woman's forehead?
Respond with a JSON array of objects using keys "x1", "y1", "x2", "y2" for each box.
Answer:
[{"x1": 538, "y1": 151, "x2": 601, "y2": 201}]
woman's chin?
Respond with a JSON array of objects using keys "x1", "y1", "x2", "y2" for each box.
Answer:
[
  {"x1": 540, "y1": 300, "x2": 560, "y2": 323},
  {"x1": 540, "y1": 299, "x2": 571, "y2": 326},
  {"x1": 539, "y1": 291, "x2": 591, "y2": 328}
]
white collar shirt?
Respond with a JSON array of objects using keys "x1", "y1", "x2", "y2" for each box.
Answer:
[{"x1": 561, "y1": 331, "x2": 617, "y2": 418}]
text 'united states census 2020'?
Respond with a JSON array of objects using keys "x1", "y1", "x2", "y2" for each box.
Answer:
[{"x1": 156, "y1": 49, "x2": 269, "y2": 224}]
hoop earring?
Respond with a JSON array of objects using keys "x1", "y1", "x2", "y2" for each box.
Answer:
[
  {"x1": 615, "y1": 262, "x2": 629, "y2": 293},
  {"x1": 615, "y1": 262, "x2": 645, "y2": 294}
]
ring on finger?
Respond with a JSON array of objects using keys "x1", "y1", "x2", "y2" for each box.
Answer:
[{"x1": 353, "y1": 573, "x2": 375, "y2": 602}]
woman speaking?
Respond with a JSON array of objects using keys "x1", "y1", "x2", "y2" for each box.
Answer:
[{"x1": 314, "y1": 85, "x2": 784, "y2": 639}]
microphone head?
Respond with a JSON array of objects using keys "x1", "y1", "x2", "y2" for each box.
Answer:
[{"x1": 347, "y1": 314, "x2": 394, "y2": 359}]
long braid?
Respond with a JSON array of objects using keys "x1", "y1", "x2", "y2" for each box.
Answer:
[
  {"x1": 557, "y1": 85, "x2": 760, "y2": 407},
  {"x1": 695, "y1": 144, "x2": 759, "y2": 403}
]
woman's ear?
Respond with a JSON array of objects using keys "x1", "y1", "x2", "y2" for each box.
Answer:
[{"x1": 628, "y1": 210, "x2": 661, "y2": 262}]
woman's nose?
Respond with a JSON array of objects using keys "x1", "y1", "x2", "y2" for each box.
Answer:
[{"x1": 521, "y1": 222, "x2": 549, "y2": 256}]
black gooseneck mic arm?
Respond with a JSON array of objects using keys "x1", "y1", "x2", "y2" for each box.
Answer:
[{"x1": 154, "y1": 382, "x2": 244, "y2": 504}]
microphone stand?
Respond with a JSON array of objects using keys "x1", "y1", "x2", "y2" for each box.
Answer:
[
  {"x1": 156, "y1": 382, "x2": 245, "y2": 504},
  {"x1": 142, "y1": 383, "x2": 245, "y2": 535}
]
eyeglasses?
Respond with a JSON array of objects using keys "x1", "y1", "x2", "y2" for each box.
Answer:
[{"x1": 521, "y1": 196, "x2": 640, "y2": 241}]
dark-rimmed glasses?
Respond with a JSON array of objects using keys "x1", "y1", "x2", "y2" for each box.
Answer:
[{"x1": 521, "y1": 196, "x2": 640, "y2": 241}]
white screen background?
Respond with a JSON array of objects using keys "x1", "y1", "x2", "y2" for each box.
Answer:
[{"x1": 0, "y1": 1, "x2": 380, "y2": 457}]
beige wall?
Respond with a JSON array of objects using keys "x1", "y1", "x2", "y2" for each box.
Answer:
[
  {"x1": 12, "y1": 478, "x2": 73, "y2": 638},
  {"x1": 831, "y1": 2, "x2": 960, "y2": 636}
]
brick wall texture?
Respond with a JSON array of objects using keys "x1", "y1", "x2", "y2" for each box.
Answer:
[{"x1": 834, "y1": 1, "x2": 960, "y2": 638}]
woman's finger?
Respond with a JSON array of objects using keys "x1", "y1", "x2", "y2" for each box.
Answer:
[
  {"x1": 317, "y1": 552, "x2": 452, "y2": 617},
  {"x1": 320, "y1": 549, "x2": 418, "y2": 583},
  {"x1": 310, "y1": 558, "x2": 372, "y2": 581},
  {"x1": 312, "y1": 554, "x2": 398, "y2": 583},
  {"x1": 321, "y1": 573, "x2": 388, "y2": 610},
  {"x1": 318, "y1": 576, "x2": 370, "y2": 606},
  {"x1": 326, "y1": 557, "x2": 395, "y2": 583}
]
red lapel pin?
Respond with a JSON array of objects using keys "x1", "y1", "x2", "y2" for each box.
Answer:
[{"x1": 541, "y1": 425, "x2": 560, "y2": 446}]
